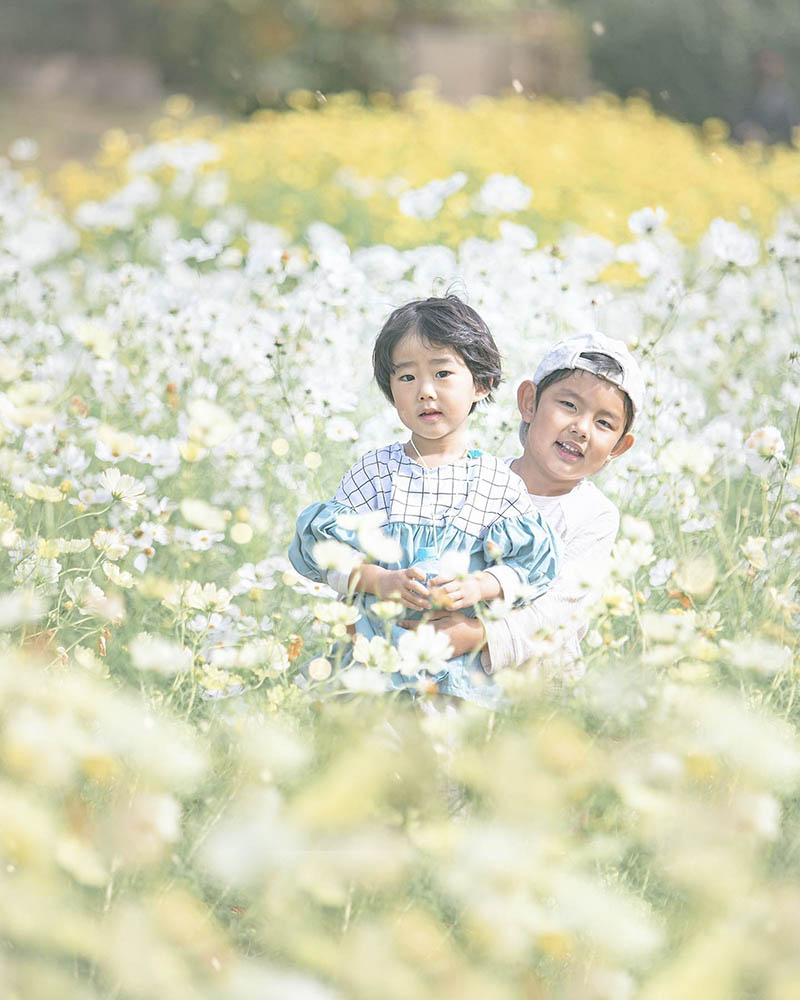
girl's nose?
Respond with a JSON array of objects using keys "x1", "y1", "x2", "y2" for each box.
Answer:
[{"x1": 418, "y1": 380, "x2": 436, "y2": 399}]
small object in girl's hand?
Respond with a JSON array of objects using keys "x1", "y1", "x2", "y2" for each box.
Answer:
[{"x1": 429, "y1": 584, "x2": 455, "y2": 610}]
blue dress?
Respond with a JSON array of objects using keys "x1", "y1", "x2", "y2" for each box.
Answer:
[{"x1": 289, "y1": 442, "x2": 560, "y2": 706}]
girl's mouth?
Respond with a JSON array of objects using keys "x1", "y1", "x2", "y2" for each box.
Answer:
[{"x1": 555, "y1": 440, "x2": 583, "y2": 461}]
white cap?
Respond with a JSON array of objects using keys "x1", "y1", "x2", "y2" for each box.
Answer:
[{"x1": 533, "y1": 331, "x2": 645, "y2": 418}]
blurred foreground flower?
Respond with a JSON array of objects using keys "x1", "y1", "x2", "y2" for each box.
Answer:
[
  {"x1": 129, "y1": 633, "x2": 193, "y2": 676},
  {"x1": 397, "y1": 623, "x2": 453, "y2": 677}
]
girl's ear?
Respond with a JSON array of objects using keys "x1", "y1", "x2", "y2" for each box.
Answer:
[{"x1": 517, "y1": 380, "x2": 537, "y2": 421}]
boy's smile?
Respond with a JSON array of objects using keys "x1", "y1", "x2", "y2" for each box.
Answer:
[
  {"x1": 389, "y1": 332, "x2": 488, "y2": 460},
  {"x1": 515, "y1": 371, "x2": 634, "y2": 496}
]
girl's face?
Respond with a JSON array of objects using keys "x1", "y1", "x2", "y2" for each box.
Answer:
[
  {"x1": 517, "y1": 371, "x2": 634, "y2": 495},
  {"x1": 389, "y1": 332, "x2": 488, "y2": 452}
]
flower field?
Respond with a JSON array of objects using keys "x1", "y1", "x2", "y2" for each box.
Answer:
[
  {"x1": 1, "y1": 99, "x2": 800, "y2": 998},
  {"x1": 51, "y1": 91, "x2": 800, "y2": 249}
]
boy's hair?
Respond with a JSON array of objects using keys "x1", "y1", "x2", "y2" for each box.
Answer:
[
  {"x1": 518, "y1": 352, "x2": 635, "y2": 447},
  {"x1": 373, "y1": 295, "x2": 502, "y2": 413}
]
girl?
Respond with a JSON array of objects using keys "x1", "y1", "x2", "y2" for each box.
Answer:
[{"x1": 289, "y1": 295, "x2": 560, "y2": 705}]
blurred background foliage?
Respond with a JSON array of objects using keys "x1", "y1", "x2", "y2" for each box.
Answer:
[{"x1": 3, "y1": 0, "x2": 799, "y2": 130}]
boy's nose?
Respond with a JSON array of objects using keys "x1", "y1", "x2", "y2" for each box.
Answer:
[{"x1": 570, "y1": 414, "x2": 590, "y2": 437}]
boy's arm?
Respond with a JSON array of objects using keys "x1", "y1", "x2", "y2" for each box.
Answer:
[{"x1": 482, "y1": 509, "x2": 618, "y2": 673}]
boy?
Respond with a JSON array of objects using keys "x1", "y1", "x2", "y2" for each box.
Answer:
[{"x1": 402, "y1": 330, "x2": 643, "y2": 678}]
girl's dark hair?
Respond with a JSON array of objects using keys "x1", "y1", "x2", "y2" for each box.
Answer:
[
  {"x1": 372, "y1": 295, "x2": 502, "y2": 412},
  {"x1": 518, "y1": 352, "x2": 635, "y2": 446}
]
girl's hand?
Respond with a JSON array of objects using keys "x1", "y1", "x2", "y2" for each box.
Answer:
[
  {"x1": 428, "y1": 573, "x2": 483, "y2": 611},
  {"x1": 399, "y1": 611, "x2": 486, "y2": 657},
  {"x1": 378, "y1": 567, "x2": 430, "y2": 610}
]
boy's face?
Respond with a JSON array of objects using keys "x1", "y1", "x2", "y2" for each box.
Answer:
[{"x1": 518, "y1": 371, "x2": 634, "y2": 495}]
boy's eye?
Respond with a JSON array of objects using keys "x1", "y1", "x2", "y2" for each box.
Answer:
[
  {"x1": 598, "y1": 419, "x2": 614, "y2": 430},
  {"x1": 435, "y1": 370, "x2": 452, "y2": 379},
  {"x1": 559, "y1": 399, "x2": 576, "y2": 410},
  {"x1": 397, "y1": 374, "x2": 414, "y2": 382}
]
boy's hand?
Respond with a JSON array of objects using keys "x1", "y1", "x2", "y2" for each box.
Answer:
[
  {"x1": 378, "y1": 567, "x2": 431, "y2": 610},
  {"x1": 428, "y1": 573, "x2": 483, "y2": 611},
  {"x1": 399, "y1": 611, "x2": 486, "y2": 657}
]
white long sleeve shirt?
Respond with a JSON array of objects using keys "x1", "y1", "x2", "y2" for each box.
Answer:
[{"x1": 482, "y1": 477, "x2": 619, "y2": 674}]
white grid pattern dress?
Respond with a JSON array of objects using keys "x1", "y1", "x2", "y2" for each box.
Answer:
[{"x1": 290, "y1": 442, "x2": 560, "y2": 706}]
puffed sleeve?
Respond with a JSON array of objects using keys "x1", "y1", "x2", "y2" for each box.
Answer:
[
  {"x1": 288, "y1": 448, "x2": 387, "y2": 594},
  {"x1": 288, "y1": 500, "x2": 363, "y2": 594},
  {"x1": 482, "y1": 511, "x2": 561, "y2": 605}
]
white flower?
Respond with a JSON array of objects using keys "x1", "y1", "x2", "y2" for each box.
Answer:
[
  {"x1": 163, "y1": 581, "x2": 232, "y2": 614},
  {"x1": 92, "y1": 529, "x2": 129, "y2": 560},
  {"x1": 186, "y1": 399, "x2": 236, "y2": 448},
  {"x1": 129, "y1": 633, "x2": 194, "y2": 675},
  {"x1": 732, "y1": 791, "x2": 782, "y2": 840},
  {"x1": 312, "y1": 540, "x2": 363, "y2": 576},
  {"x1": 474, "y1": 174, "x2": 532, "y2": 215},
  {"x1": 180, "y1": 498, "x2": 228, "y2": 532},
  {"x1": 640, "y1": 610, "x2": 696, "y2": 644},
  {"x1": 102, "y1": 562, "x2": 135, "y2": 589},
  {"x1": 263, "y1": 636, "x2": 290, "y2": 674},
  {"x1": 334, "y1": 512, "x2": 403, "y2": 564},
  {"x1": 340, "y1": 666, "x2": 389, "y2": 693},
  {"x1": 187, "y1": 582, "x2": 232, "y2": 613},
  {"x1": 725, "y1": 637, "x2": 792, "y2": 675},
  {"x1": 628, "y1": 205, "x2": 667, "y2": 235},
  {"x1": 660, "y1": 439, "x2": 715, "y2": 477},
  {"x1": 766, "y1": 211, "x2": 800, "y2": 261},
  {"x1": 610, "y1": 538, "x2": 654, "y2": 578},
  {"x1": 313, "y1": 600, "x2": 360, "y2": 626},
  {"x1": 24, "y1": 482, "x2": 64, "y2": 502},
  {"x1": 352, "y1": 634, "x2": 400, "y2": 673},
  {"x1": 602, "y1": 582, "x2": 634, "y2": 617},
  {"x1": 398, "y1": 172, "x2": 467, "y2": 220},
  {"x1": 396, "y1": 624, "x2": 453, "y2": 677},
  {"x1": 437, "y1": 549, "x2": 471, "y2": 578},
  {"x1": 744, "y1": 425, "x2": 786, "y2": 476},
  {"x1": 281, "y1": 569, "x2": 338, "y2": 600},
  {"x1": 0, "y1": 589, "x2": 46, "y2": 629},
  {"x1": 324, "y1": 416, "x2": 359, "y2": 442},
  {"x1": 620, "y1": 515, "x2": 654, "y2": 544},
  {"x1": 370, "y1": 600, "x2": 404, "y2": 620},
  {"x1": 672, "y1": 554, "x2": 717, "y2": 597},
  {"x1": 707, "y1": 217, "x2": 759, "y2": 267},
  {"x1": 98, "y1": 468, "x2": 147, "y2": 511}
]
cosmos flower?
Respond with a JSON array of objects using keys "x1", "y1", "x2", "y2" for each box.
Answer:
[{"x1": 98, "y1": 468, "x2": 147, "y2": 511}]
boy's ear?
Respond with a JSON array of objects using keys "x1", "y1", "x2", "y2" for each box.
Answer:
[
  {"x1": 517, "y1": 380, "x2": 537, "y2": 421},
  {"x1": 474, "y1": 381, "x2": 491, "y2": 403},
  {"x1": 609, "y1": 432, "x2": 634, "y2": 460}
]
